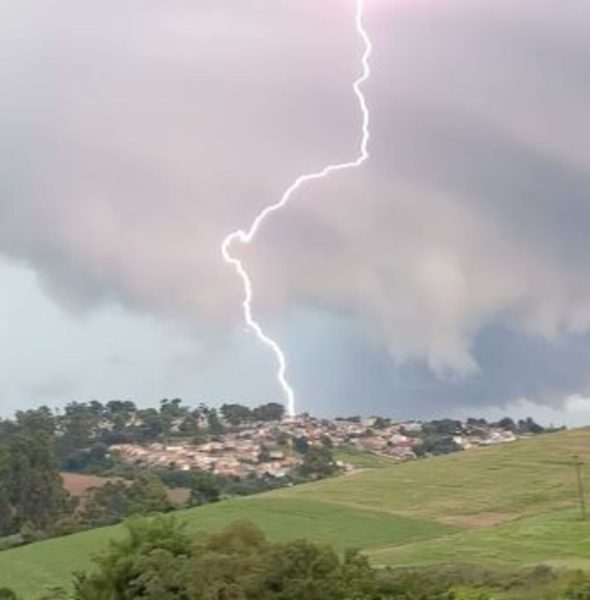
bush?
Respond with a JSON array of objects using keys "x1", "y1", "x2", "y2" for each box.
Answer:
[
  {"x1": 81, "y1": 473, "x2": 171, "y2": 527},
  {"x1": 0, "y1": 534, "x2": 24, "y2": 551},
  {"x1": 564, "y1": 571, "x2": 590, "y2": 599},
  {"x1": 73, "y1": 516, "x2": 191, "y2": 599},
  {"x1": 74, "y1": 518, "x2": 442, "y2": 599}
]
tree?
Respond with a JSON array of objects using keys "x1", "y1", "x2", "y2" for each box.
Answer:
[
  {"x1": 135, "y1": 409, "x2": 164, "y2": 443},
  {"x1": 75, "y1": 519, "x2": 456, "y2": 599},
  {"x1": 422, "y1": 419, "x2": 462, "y2": 436},
  {"x1": 58, "y1": 402, "x2": 101, "y2": 452},
  {"x1": 74, "y1": 516, "x2": 191, "y2": 599},
  {"x1": 105, "y1": 400, "x2": 137, "y2": 416},
  {"x1": 88, "y1": 400, "x2": 105, "y2": 417},
  {"x1": 187, "y1": 522, "x2": 377, "y2": 599},
  {"x1": 61, "y1": 442, "x2": 113, "y2": 474},
  {"x1": 104, "y1": 401, "x2": 137, "y2": 435},
  {"x1": 220, "y1": 404, "x2": 253, "y2": 426},
  {"x1": 376, "y1": 568, "x2": 456, "y2": 599},
  {"x1": 252, "y1": 403, "x2": 285, "y2": 422},
  {"x1": 413, "y1": 436, "x2": 462, "y2": 457},
  {"x1": 7, "y1": 410, "x2": 69, "y2": 531},
  {"x1": 159, "y1": 399, "x2": 188, "y2": 442},
  {"x1": 189, "y1": 473, "x2": 221, "y2": 506},
  {"x1": 260, "y1": 540, "x2": 371, "y2": 599},
  {"x1": 160, "y1": 398, "x2": 185, "y2": 419},
  {"x1": 373, "y1": 417, "x2": 390, "y2": 430},
  {"x1": 517, "y1": 417, "x2": 544, "y2": 435},
  {"x1": 187, "y1": 520, "x2": 268, "y2": 599},
  {"x1": 298, "y1": 446, "x2": 338, "y2": 479},
  {"x1": 82, "y1": 481, "x2": 132, "y2": 527},
  {"x1": 128, "y1": 473, "x2": 171, "y2": 515},
  {"x1": 293, "y1": 437, "x2": 310, "y2": 455},
  {"x1": 83, "y1": 473, "x2": 170, "y2": 527},
  {"x1": 0, "y1": 419, "x2": 17, "y2": 444},
  {"x1": 178, "y1": 411, "x2": 201, "y2": 437},
  {"x1": 0, "y1": 484, "x2": 12, "y2": 537},
  {"x1": 0, "y1": 450, "x2": 13, "y2": 535},
  {"x1": 205, "y1": 408, "x2": 224, "y2": 435},
  {"x1": 497, "y1": 417, "x2": 516, "y2": 432}
]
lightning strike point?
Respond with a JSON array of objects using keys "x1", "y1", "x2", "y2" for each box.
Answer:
[{"x1": 221, "y1": 0, "x2": 372, "y2": 418}]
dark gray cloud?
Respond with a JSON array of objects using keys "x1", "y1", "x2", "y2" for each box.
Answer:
[
  {"x1": 1, "y1": 0, "x2": 590, "y2": 415},
  {"x1": 286, "y1": 312, "x2": 590, "y2": 419},
  {"x1": 0, "y1": 0, "x2": 360, "y2": 320}
]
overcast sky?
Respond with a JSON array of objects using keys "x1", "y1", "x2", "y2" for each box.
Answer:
[{"x1": 2, "y1": 0, "x2": 590, "y2": 424}]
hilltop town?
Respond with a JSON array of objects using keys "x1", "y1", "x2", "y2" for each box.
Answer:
[
  {"x1": 1, "y1": 398, "x2": 549, "y2": 485},
  {"x1": 111, "y1": 411, "x2": 544, "y2": 480}
]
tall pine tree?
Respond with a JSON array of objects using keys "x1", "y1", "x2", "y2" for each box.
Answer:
[{"x1": 7, "y1": 409, "x2": 69, "y2": 531}]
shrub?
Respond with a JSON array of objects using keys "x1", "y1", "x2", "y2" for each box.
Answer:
[{"x1": 564, "y1": 571, "x2": 590, "y2": 599}]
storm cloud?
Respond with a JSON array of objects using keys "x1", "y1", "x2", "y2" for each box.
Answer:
[{"x1": 2, "y1": 0, "x2": 590, "y2": 416}]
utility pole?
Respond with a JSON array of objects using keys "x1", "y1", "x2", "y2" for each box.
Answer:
[{"x1": 573, "y1": 455, "x2": 586, "y2": 520}]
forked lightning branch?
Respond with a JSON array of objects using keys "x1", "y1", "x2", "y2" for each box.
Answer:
[{"x1": 221, "y1": 0, "x2": 372, "y2": 417}]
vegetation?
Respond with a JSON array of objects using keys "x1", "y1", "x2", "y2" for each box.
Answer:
[
  {"x1": 220, "y1": 402, "x2": 285, "y2": 426},
  {"x1": 0, "y1": 497, "x2": 454, "y2": 597},
  {"x1": 411, "y1": 416, "x2": 549, "y2": 458},
  {"x1": 564, "y1": 571, "x2": 590, "y2": 599},
  {"x1": 3, "y1": 428, "x2": 590, "y2": 598},
  {"x1": 366, "y1": 508, "x2": 590, "y2": 568},
  {"x1": 0, "y1": 407, "x2": 583, "y2": 599},
  {"x1": 333, "y1": 447, "x2": 397, "y2": 469},
  {"x1": 0, "y1": 409, "x2": 71, "y2": 537},
  {"x1": 280, "y1": 427, "x2": 590, "y2": 521},
  {"x1": 81, "y1": 473, "x2": 172, "y2": 527},
  {"x1": 0, "y1": 400, "x2": 321, "y2": 547},
  {"x1": 73, "y1": 517, "x2": 390, "y2": 599},
  {"x1": 1, "y1": 399, "x2": 287, "y2": 479}
]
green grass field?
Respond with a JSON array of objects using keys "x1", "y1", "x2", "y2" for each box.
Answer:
[
  {"x1": 0, "y1": 498, "x2": 454, "y2": 597},
  {"x1": 276, "y1": 428, "x2": 590, "y2": 521},
  {"x1": 367, "y1": 509, "x2": 590, "y2": 568},
  {"x1": 334, "y1": 446, "x2": 398, "y2": 468},
  {"x1": 3, "y1": 428, "x2": 590, "y2": 598}
]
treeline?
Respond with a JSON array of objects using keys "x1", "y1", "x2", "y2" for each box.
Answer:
[
  {"x1": 465, "y1": 416, "x2": 548, "y2": 434},
  {"x1": 0, "y1": 401, "x2": 336, "y2": 543},
  {"x1": 23, "y1": 516, "x2": 590, "y2": 600},
  {"x1": 0, "y1": 401, "x2": 237, "y2": 540},
  {"x1": 0, "y1": 405, "x2": 188, "y2": 539},
  {"x1": 3, "y1": 516, "x2": 590, "y2": 598},
  {"x1": 219, "y1": 402, "x2": 285, "y2": 425},
  {"x1": 68, "y1": 517, "x2": 462, "y2": 599},
  {"x1": 0, "y1": 399, "x2": 285, "y2": 475},
  {"x1": 413, "y1": 417, "x2": 550, "y2": 458}
]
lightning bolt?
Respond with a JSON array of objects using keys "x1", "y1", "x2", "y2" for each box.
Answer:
[{"x1": 221, "y1": 0, "x2": 372, "y2": 418}]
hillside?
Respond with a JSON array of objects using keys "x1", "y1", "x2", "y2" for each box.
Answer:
[{"x1": 2, "y1": 428, "x2": 590, "y2": 598}]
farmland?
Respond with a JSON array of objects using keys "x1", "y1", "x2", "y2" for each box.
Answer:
[{"x1": 2, "y1": 428, "x2": 590, "y2": 598}]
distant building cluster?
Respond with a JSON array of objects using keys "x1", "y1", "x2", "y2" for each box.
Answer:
[
  {"x1": 112, "y1": 434, "x2": 298, "y2": 479},
  {"x1": 111, "y1": 414, "x2": 522, "y2": 479}
]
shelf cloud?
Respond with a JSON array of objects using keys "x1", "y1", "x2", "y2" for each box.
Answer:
[{"x1": 2, "y1": 0, "x2": 590, "y2": 414}]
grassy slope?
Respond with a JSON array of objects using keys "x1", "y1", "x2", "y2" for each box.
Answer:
[
  {"x1": 2, "y1": 428, "x2": 590, "y2": 597},
  {"x1": 274, "y1": 428, "x2": 590, "y2": 521},
  {"x1": 334, "y1": 446, "x2": 398, "y2": 468},
  {"x1": 367, "y1": 509, "x2": 590, "y2": 568},
  {"x1": 0, "y1": 498, "x2": 453, "y2": 597}
]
